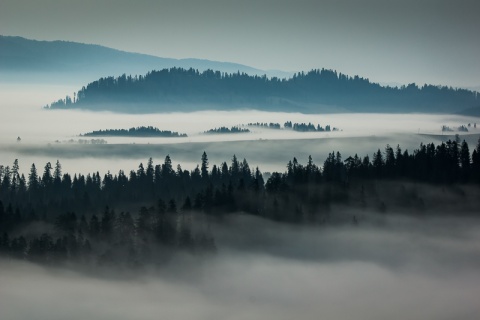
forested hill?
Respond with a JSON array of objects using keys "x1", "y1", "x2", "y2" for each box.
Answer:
[{"x1": 46, "y1": 68, "x2": 479, "y2": 114}]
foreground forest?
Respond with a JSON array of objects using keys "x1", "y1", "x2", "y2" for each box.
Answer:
[
  {"x1": 1, "y1": 137, "x2": 479, "y2": 267},
  {"x1": 45, "y1": 68, "x2": 479, "y2": 113}
]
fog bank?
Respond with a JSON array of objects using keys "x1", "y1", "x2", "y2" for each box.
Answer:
[
  {"x1": 2, "y1": 83, "x2": 479, "y2": 175},
  {"x1": 1, "y1": 214, "x2": 480, "y2": 320}
]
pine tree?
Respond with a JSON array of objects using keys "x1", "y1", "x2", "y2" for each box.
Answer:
[
  {"x1": 11, "y1": 159, "x2": 20, "y2": 192},
  {"x1": 201, "y1": 151, "x2": 209, "y2": 180},
  {"x1": 162, "y1": 155, "x2": 174, "y2": 178},
  {"x1": 230, "y1": 154, "x2": 240, "y2": 182},
  {"x1": 146, "y1": 158, "x2": 154, "y2": 181},
  {"x1": 28, "y1": 164, "x2": 39, "y2": 190},
  {"x1": 460, "y1": 140, "x2": 471, "y2": 181},
  {"x1": 54, "y1": 160, "x2": 62, "y2": 182},
  {"x1": 1, "y1": 166, "x2": 10, "y2": 191},
  {"x1": 384, "y1": 145, "x2": 395, "y2": 178},
  {"x1": 254, "y1": 167, "x2": 265, "y2": 192},
  {"x1": 372, "y1": 149, "x2": 384, "y2": 178},
  {"x1": 42, "y1": 162, "x2": 53, "y2": 187}
]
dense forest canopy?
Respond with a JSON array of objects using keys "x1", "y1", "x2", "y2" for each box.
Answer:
[
  {"x1": 45, "y1": 68, "x2": 480, "y2": 114},
  {"x1": 1, "y1": 138, "x2": 480, "y2": 266}
]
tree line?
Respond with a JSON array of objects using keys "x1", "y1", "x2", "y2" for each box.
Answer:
[{"x1": 1, "y1": 138, "x2": 480, "y2": 266}]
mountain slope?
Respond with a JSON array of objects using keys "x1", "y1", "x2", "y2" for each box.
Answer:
[{"x1": 0, "y1": 35, "x2": 291, "y2": 83}]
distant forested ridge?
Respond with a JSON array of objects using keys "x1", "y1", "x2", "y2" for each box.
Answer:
[
  {"x1": 81, "y1": 126, "x2": 187, "y2": 137},
  {"x1": 1, "y1": 138, "x2": 480, "y2": 266},
  {"x1": 45, "y1": 67, "x2": 479, "y2": 113}
]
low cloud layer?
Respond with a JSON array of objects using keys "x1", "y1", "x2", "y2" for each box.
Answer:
[
  {"x1": 1, "y1": 83, "x2": 479, "y2": 176},
  {"x1": 1, "y1": 213, "x2": 480, "y2": 320}
]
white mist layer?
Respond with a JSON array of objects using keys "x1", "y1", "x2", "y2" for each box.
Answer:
[
  {"x1": 1, "y1": 214, "x2": 480, "y2": 320},
  {"x1": 1, "y1": 83, "x2": 479, "y2": 175}
]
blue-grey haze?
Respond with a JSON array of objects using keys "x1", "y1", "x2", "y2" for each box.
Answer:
[{"x1": 0, "y1": 0, "x2": 479, "y2": 88}]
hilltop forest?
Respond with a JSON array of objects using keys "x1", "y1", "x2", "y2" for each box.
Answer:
[{"x1": 46, "y1": 68, "x2": 479, "y2": 114}]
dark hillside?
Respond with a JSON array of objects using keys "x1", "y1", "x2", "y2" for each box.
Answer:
[{"x1": 46, "y1": 67, "x2": 479, "y2": 114}]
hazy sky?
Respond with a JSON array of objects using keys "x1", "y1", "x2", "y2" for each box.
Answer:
[{"x1": 1, "y1": 0, "x2": 479, "y2": 87}]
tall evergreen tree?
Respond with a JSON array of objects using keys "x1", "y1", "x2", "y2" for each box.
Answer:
[
  {"x1": 28, "y1": 164, "x2": 39, "y2": 190},
  {"x1": 201, "y1": 151, "x2": 209, "y2": 180},
  {"x1": 11, "y1": 160, "x2": 20, "y2": 192},
  {"x1": 42, "y1": 162, "x2": 53, "y2": 187},
  {"x1": 1, "y1": 166, "x2": 10, "y2": 191},
  {"x1": 373, "y1": 149, "x2": 384, "y2": 178},
  {"x1": 460, "y1": 140, "x2": 471, "y2": 181},
  {"x1": 54, "y1": 160, "x2": 62, "y2": 181}
]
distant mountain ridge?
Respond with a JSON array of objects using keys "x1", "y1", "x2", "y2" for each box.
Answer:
[
  {"x1": 46, "y1": 67, "x2": 480, "y2": 114},
  {"x1": 3, "y1": 35, "x2": 479, "y2": 115},
  {"x1": 0, "y1": 35, "x2": 291, "y2": 83}
]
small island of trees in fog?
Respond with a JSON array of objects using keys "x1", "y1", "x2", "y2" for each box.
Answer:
[
  {"x1": 205, "y1": 121, "x2": 339, "y2": 134},
  {"x1": 248, "y1": 121, "x2": 338, "y2": 132},
  {"x1": 81, "y1": 126, "x2": 187, "y2": 137},
  {"x1": 204, "y1": 126, "x2": 250, "y2": 134},
  {"x1": 441, "y1": 122, "x2": 477, "y2": 132}
]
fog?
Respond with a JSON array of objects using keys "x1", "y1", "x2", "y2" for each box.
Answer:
[
  {"x1": 5, "y1": 133, "x2": 480, "y2": 178},
  {"x1": 2, "y1": 81, "x2": 480, "y2": 320},
  {"x1": 1, "y1": 83, "x2": 479, "y2": 175},
  {"x1": 1, "y1": 213, "x2": 480, "y2": 320}
]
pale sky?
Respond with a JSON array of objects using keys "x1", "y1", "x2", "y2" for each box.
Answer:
[{"x1": 1, "y1": 0, "x2": 479, "y2": 88}]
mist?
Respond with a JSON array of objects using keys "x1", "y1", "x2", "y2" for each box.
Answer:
[
  {"x1": 1, "y1": 212, "x2": 480, "y2": 320},
  {"x1": 3, "y1": 2, "x2": 480, "y2": 318},
  {"x1": 1, "y1": 83, "x2": 479, "y2": 176},
  {"x1": 2, "y1": 77, "x2": 480, "y2": 320}
]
